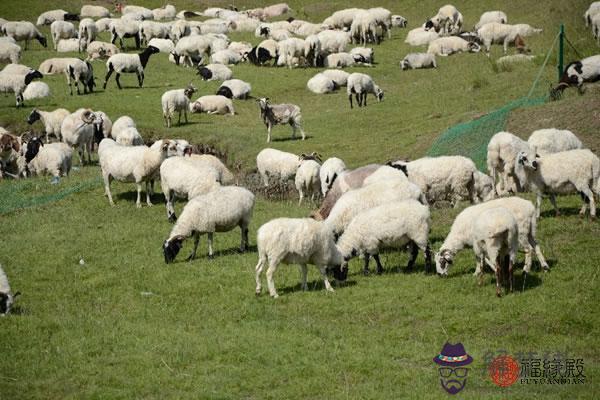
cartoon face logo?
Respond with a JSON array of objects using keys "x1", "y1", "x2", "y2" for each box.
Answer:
[{"x1": 433, "y1": 342, "x2": 473, "y2": 394}]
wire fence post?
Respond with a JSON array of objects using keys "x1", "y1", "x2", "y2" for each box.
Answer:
[{"x1": 558, "y1": 24, "x2": 565, "y2": 81}]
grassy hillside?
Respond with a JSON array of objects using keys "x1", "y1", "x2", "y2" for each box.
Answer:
[{"x1": 0, "y1": 1, "x2": 598, "y2": 399}]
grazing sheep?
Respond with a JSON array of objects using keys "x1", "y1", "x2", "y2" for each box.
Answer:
[
  {"x1": 586, "y1": 2, "x2": 600, "y2": 26},
  {"x1": 103, "y1": 46, "x2": 160, "y2": 89},
  {"x1": 56, "y1": 38, "x2": 86, "y2": 52},
  {"x1": 552, "y1": 55, "x2": 600, "y2": 96},
  {"x1": 161, "y1": 84, "x2": 197, "y2": 127},
  {"x1": 24, "y1": 138, "x2": 73, "y2": 183},
  {"x1": 50, "y1": 21, "x2": 77, "y2": 50},
  {"x1": 477, "y1": 23, "x2": 542, "y2": 54},
  {"x1": 400, "y1": 53, "x2": 437, "y2": 70},
  {"x1": 2, "y1": 21, "x2": 48, "y2": 49},
  {"x1": 23, "y1": 82, "x2": 50, "y2": 101},
  {"x1": 405, "y1": 27, "x2": 439, "y2": 47},
  {"x1": 81, "y1": 5, "x2": 111, "y2": 19},
  {"x1": 321, "y1": 69, "x2": 350, "y2": 86},
  {"x1": 337, "y1": 200, "x2": 432, "y2": 276},
  {"x1": 515, "y1": 149, "x2": 600, "y2": 218},
  {"x1": 307, "y1": 73, "x2": 337, "y2": 94},
  {"x1": 171, "y1": 35, "x2": 212, "y2": 67},
  {"x1": 0, "y1": 41, "x2": 21, "y2": 64},
  {"x1": 0, "y1": 69, "x2": 43, "y2": 107},
  {"x1": 189, "y1": 95, "x2": 235, "y2": 115},
  {"x1": 61, "y1": 108, "x2": 104, "y2": 165},
  {"x1": 257, "y1": 97, "x2": 305, "y2": 142},
  {"x1": 99, "y1": 138, "x2": 177, "y2": 207},
  {"x1": 295, "y1": 153, "x2": 322, "y2": 205},
  {"x1": 254, "y1": 218, "x2": 343, "y2": 298},
  {"x1": 187, "y1": 154, "x2": 234, "y2": 185},
  {"x1": 94, "y1": 110, "x2": 112, "y2": 138},
  {"x1": 36, "y1": 10, "x2": 78, "y2": 26},
  {"x1": 528, "y1": 129, "x2": 583, "y2": 155},
  {"x1": 110, "y1": 18, "x2": 141, "y2": 49},
  {"x1": 160, "y1": 156, "x2": 221, "y2": 221},
  {"x1": 153, "y1": 5, "x2": 177, "y2": 21},
  {"x1": 210, "y1": 49, "x2": 243, "y2": 65},
  {"x1": 147, "y1": 38, "x2": 174, "y2": 54},
  {"x1": 346, "y1": 72, "x2": 384, "y2": 108},
  {"x1": 163, "y1": 186, "x2": 255, "y2": 262},
  {"x1": 138, "y1": 21, "x2": 170, "y2": 46},
  {"x1": 319, "y1": 157, "x2": 346, "y2": 196},
  {"x1": 196, "y1": 63, "x2": 233, "y2": 81},
  {"x1": 424, "y1": 5, "x2": 463, "y2": 36},
  {"x1": 228, "y1": 41, "x2": 253, "y2": 55},
  {"x1": 256, "y1": 148, "x2": 299, "y2": 186},
  {"x1": 427, "y1": 37, "x2": 481, "y2": 56},
  {"x1": 27, "y1": 108, "x2": 70, "y2": 141},
  {"x1": 0, "y1": 264, "x2": 20, "y2": 316},
  {"x1": 486, "y1": 131, "x2": 533, "y2": 195},
  {"x1": 86, "y1": 41, "x2": 119, "y2": 60},
  {"x1": 474, "y1": 11, "x2": 508, "y2": 30},
  {"x1": 78, "y1": 18, "x2": 97, "y2": 51},
  {"x1": 322, "y1": 8, "x2": 363, "y2": 30},
  {"x1": 350, "y1": 10, "x2": 378, "y2": 45},
  {"x1": 216, "y1": 79, "x2": 251, "y2": 99},
  {"x1": 474, "y1": 171, "x2": 495, "y2": 202},
  {"x1": 66, "y1": 59, "x2": 94, "y2": 95}
]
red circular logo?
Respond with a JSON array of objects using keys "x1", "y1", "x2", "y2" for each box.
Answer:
[{"x1": 488, "y1": 355, "x2": 520, "y2": 387}]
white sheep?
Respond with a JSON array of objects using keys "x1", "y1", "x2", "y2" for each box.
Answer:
[
  {"x1": 276, "y1": 37, "x2": 306, "y2": 68},
  {"x1": 230, "y1": 16, "x2": 260, "y2": 33},
  {"x1": 98, "y1": 138, "x2": 177, "y2": 207},
  {"x1": 435, "y1": 196, "x2": 549, "y2": 281},
  {"x1": 256, "y1": 148, "x2": 299, "y2": 187},
  {"x1": 27, "y1": 108, "x2": 70, "y2": 141},
  {"x1": 425, "y1": 5, "x2": 463, "y2": 36},
  {"x1": 337, "y1": 200, "x2": 432, "y2": 275},
  {"x1": 26, "y1": 139, "x2": 73, "y2": 182},
  {"x1": 216, "y1": 79, "x2": 251, "y2": 99},
  {"x1": 254, "y1": 218, "x2": 342, "y2": 298},
  {"x1": 210, "y1": 49, "x2": 243, "y2": 65},
  {"x1": 114, "y1": 127, "x2": 143, "y2": 146},
  {"x1": 388, "y1": 156, "x2": 478, "y2": 207},
  {"x1": 2, "y1": 21, "x2": 48, "y2": 49},
  {"x1": 257, "y1": 98, "x2": 305, "y2": 142},
  {"x1": 319, "y1": 157, "x2": 346, "y2": 195},
  {"x1": 324, "y1": 52, "x2": 360, "y2": 68},
  {"x1": 120, "y1": 5, "x2": 153, "y2": 21},
  {"x1": 150, "y1": 139, "x2": 191, "y2": 158},
  {"x1": 405, "y1": 27, "x2": 439, "y2": 47},
  {"x1": 346, "y1": 72, "x2": 383, "y2": 108},
  {"x1": 477, "y1": 23, "x2": 542, "y2": 54},
  {"x1": 0, "y1": 264, "x2": 20, "y2": 316},
  {"x1": 474, "y1": 170, "x2": 495, "y2": 202},
  {"x1": 1, "y1": 63, "x2": 33, "y2": 75},
  {"x1": 138, "y1": 21, "x2": 171, "y2": 46},
  {"x1": 95, "y1": 110, "x2": 112, "y2": 138},
  {"x1": 81, "y1": 5, "x2": 111, "y2": 19},
  {"x1": 102, "y1": 46, "x2": 160, "y2": 89},
  {"x1": 159, "y1": 156, "x2": 221, "y2": 221},
  {"x1": 163, "y1": 186, "x2": 255, "y2": 262},
  {"x1": 147, "y1": 38, "x2": 174, "y2": 54},
  {"x1": 56, "y1": 38, "x2": 86, "y2": 52},
  {"x1": 161, "y1": 84, "x2": 197, "y2": 127},
  {"x1": 66, "y1": 59, "x2": 94, "y2": 95},
  {"x1": 322, "y1": 8, "x2": 363, "y2": 30},
  {"x1": 515, "y1": 149, "x2": 600, "y2": 218},
  {"x1": 50, "y1": 21, "x2": 76, "y2": 50},
  {"x1": 86, "y1": 41, "x2": 119, "y2": 60},
  {"x1": 61, "y1": 108, "x2": 104, "y2": 165},
  {"x1": 553, "y1": 55, "x2": 600, "y2": 94},
  {"x1": 295, "y1": 153, "x2": 322, "y2": 205},
  {"x1": 171, "y1": 35, "x2": 212, "y2": 67},
  {"x1": 307, "y1": 73, "x2": 337, "y2": 94},
  {"x1": 368, "y1": 7, "x2": 393, "y2": 40},
  {"x1": 23, "y1": 82, "x2": 50, "y2": 101},
  {"x1": 36, "y1": 10, "x2": 68, "y2": 25},
  {"x1": 78, "y1": 18, "x2": 97, "y2": 51},
  {"x1": 349, "y1": 47, "x2": 374, "y2": 63},
  {"x1": 110, "y1": 115, "x2": 136, "y2": 139},
  {"x1": 321, "y1": 69, "x2": 350, "y2": 87},
  {"x1": 585, "y1": 2, "x2": 600, "y2": 26},
  {"x1": 427, "y1": 36, "x2": 481, "y2": 56},
  {"x1": 228, "y1": 41, "x2": 253, "y2": 55},
  {"x1": 96, "y1": 18, "x2": 117, "y2": 33},
  {"x1": 0, "y1": 69, "x2": 43, "y2": 107},
  {"x1": 400, "y1": 53, "x2": 437, "y2": 70},
  {"x1": 170, "y1": 20, "x2": 192, "y2": 42},
  {"x1": 109, "y1": 18, "x2": 141, "y2": 49},
  {"x1": 189, "y1": 95, "x2": 235, "y2": 115},
  {"x1": 37, "y1": 57, "x2": 76, "y2": 75},
  {"x1": 591, "y1": 14, "x2": 600, "y2": 45},
  {"x1": 350, "y1": 10, "x2": 378, "y2": 45},
  {"x1": 474, "y1": 11, "x2": 508, "y2": 31},
  {"x1": 487, "y1": 131, "x2": 532, "y2": 195},
  {"x1": 316, "y1": 29, "x2": 351, "y2": 57},
  {"x1": 187, "y1": 154, "x2": 234, "y2": 185},
  {"x1": 196, "y1": 63, "x2": 233, "y2": 81},
  {"x1": 263, "y1": 3, "x2": 290, "y2": 18},
  {"x1": 528, "y1": 129, "x2": 583, "y2": 155},
  {"x1": 152, "y1": 5, "x2": 177, "y2": 21},
  {"x1": 293, "y1": 21, "x2": 323, "y2": 37}
]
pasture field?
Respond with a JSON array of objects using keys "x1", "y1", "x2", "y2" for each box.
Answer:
[{"x1": 0, "y1": 0, "x2": 599, "y2": 398}]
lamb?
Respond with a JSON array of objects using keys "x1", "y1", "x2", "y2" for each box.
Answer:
[
  {"x1": 0, "y1": 264, "x2": 20, "y2": 316},
  {"x1": 78, "y1": 18, "x2": 97, "y2": 51},
  {"x1": 110, "y1": 18, "x2": 141, "y2": 49},
  {"x1": 95, "y1": 110, "x2": 112, "y2": 138},
  {"x1": 80, "y1": 5, "x2": 111, "y2": 19},
  {"x1": 552, "y1": 55, "x2": 600, "y2": 96},
  {"x1": 27, "y1": 108, "x2": 70, "y2": 141},
  {"x1": 486, "y1": 131, "x2": 533, "y2": 195},
  {"x1": 216, "y1": 79, "x2": 251, "y2": 99},
  {"x1": 424, "y1": 5, "x2": 463, "y2": 36},
  {"x1": 319, "y1": 157, "x2": 346, "y2": 196},
  {"x1": 189, "y1": 95, "x2": 235, "y2": 115},
  {"x1": 400, "y1": 53, "x2": 437, "y2": 70},
  {"x1": 196, "y1": 63, "x2": 233, "y2": 81},
  {"x1": 56, "y1": 38, "x2": 86, "y2": 52},
  {"x1": 0, "y1": 69, "x2": 44, "y2": 107},
  {"x1": 477, "y1": 23, "x2": 542, "y2": 54},
  {"x1": 474, "y1": 11, "x2": 508, "y2": 31},
  {"x1": 2, "y1": 21, "x2": 48, "y2": 49},
  {"x1": 515, "y1": 149, "x2": 600, "y2": 218},
  {"x1": 50, "y1": 21, "x2": 76, "y2": 50},
  {"x1": 23, "y1": 82, "x2": 50, "y2": 101},
  {"x1": 61, "y1": 108, "x2": 104, "y2": 165},
  {"x1": 86, "y1": 41, "x2": 119, "y2": 60},
  {"x1": 257, "y1": 97, "x2": 305, "y2": 142},
  {"x1": 187, "y1": 154, "x2": 234, "y2": 185},
  {"x1": 321, "y1": 69, "x2": 350, "y2": 87},
  {"x1": 254, "y1": 218, "x2": 343, "y2": 298},
  {"x1": 405, "y1": 27, "x2": 439, "y2": 47},
  {"x1": 307, "y1": 73, "x2": 337, "y2": 94},
  {"x1": 24, "y1": 137, "x2": 73, "y2": 183},
  {"x1": 36, "y1": 9, "x2": 78, "y2": 26},
  {"x1": 435, "y1": 197, "x2": 548, "y2": 288},
  {"x1": 138, "y1": 21, "x2": 171, "y2": 46},
  {"x1": 0, "y1": 41, "x2": 21, "y2": 64},
  {"x1": 99, "y1": 138, "x2": 177, "y2": 207},
  {"x1": 163, "y1": 186, "x2": 255, "y2": 262},
  {"x1": 152, "y1": 5, "x2": 177, "y2": 21},
  {"x1": 346, "y1": 72, "x2": 384, "y2": 109},
  {"x1": 427, "y1": 37, "x2": 481, "y2": 56},
  {"x1": 159, "y1": 156, "x2": 221, "y2": 221},
  {"x1": 349, "y1": 47, "x2": 374, "y2": 63},
  {"x1": 474, "y1": 171, "x2": 495, "y2": 202},
  {"x1": 171, "y1": 35, "x2": 212, "y2": 67},
  {"x1": 210, "y1": 49, "x2": 243, "y2": 65},
  {"x1": 161, "y1": 84, "x2": 197, "y2": 128},
  {"x1": 66, "y1": 59, "x2": 95, "y2": 95},
  {"x1": 147, "y1": 38, "x2": 174, "y2": 54},
  {"x1": 103, "y1": 46, "x2": 160, "y2": 89},
  {"x1": 527, "y1": 129, "x2": 583, "y2": 155},
  {"x1": 585, "y1": 2, "x2": 600, "y2": 26},
  {"x1": 336, "y1": 200, "x2": 432, "y2": 276},
  {"x1": 256, "y1": 148, "x2": 299, "y2": 186},
  {"x1": 295, "y1": 153, "x2": 322, "y2": 205}
]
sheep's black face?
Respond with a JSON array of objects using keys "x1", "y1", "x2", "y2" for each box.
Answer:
[
  {"x1": 330, "y1": 264, "x2": 348, "y2": 282},
  {"x1": 424, "y1": 20, "x2": 434, "y2": 30},
  {"x1": 27, "y1": 109, "x2": 40, "y2": 125},
  {"x1": 163, "y1": 239, "x2": 183, "y2": 264},
  {"x1": 216, "y1": 86, "x2": 233, "y2": 99},
  {"x1": 259, "y1": 27, "x2": 270, "y2": 36},
  {"x1": 25, "y1": 137, "x2": 43, "y2": 163},
  {"x1": 197, "y1": 67, "x2": 212, "y2": 80},
  {"x1": 0, "y1": 292, "x2": 17, "y2": 315}
]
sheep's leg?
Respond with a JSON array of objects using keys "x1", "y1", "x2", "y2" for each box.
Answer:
[
  {"x1": 475, "y1": 256, "x2": 485, "y2": 286},
  {"x1": 115, "y1": 73, "x2": 122, "y2": 90},
  {"x1": 298, "y1": 188, "x2": 304, "y2": 205},
  {"x1": 136, "y1": 72, "x2": 142, "y2": 87},
  {"x1": 291, "y1": 123, "x2": 297, "y2": 139},
  {"x1": 424, "y1": 245, "x2": 433, "y2": 273},
  {"x1": 177, "y1": 110, "x2": 182, "y2": 125},
  {"x1": 266, "y1": 260, "x2": 280, "y2": 298},
  {"x1": 103, "y1": 66, "x2": 114, "y2": 89},
  {"x1": 187, "y1": 232, "x2": 200, "y2": 261},
  {"x1": 260, "y1": 170, "x2": 269, "y2": 187},
  {"x1": 508, "y1": 256, "x2": 514, "y2": 293},
  {"x1": 140, "y1": 71, "x2": 144, "y2": 87},
  {"x1": 363, "y1": 254, "x2": 371, "y2": 275},
  {"x1": 580, "y1": 187, "x2": 595, "y2": 218},
  {"x1": 297, "y1": 122, "x2": 306, "y2": 140},
  {"x1": 103, "y1": 171, "x2": 115, "y2": 206},
  {"x1": 266, "y1": 125, "x2": 272, "y2": 143},
  {"x1": 579, "y1": 191, "x2": 589, "y2": 216},
  {"x1": 164, "y1": 113, "x2": 169, "y2": 128},
  {"x1": 239, "y1": 225, "x2": 249, "y2": 252},
  {"x1": 549, "y1": 193, "x2": 560, "y2": 216},
  {"x1": 535, "y1": 193, "x2": 542, "y2": 218},
  {"x1": 207, "y1": 232, "x2": 214, "y2": 258},
  {"x1": 348, "y1": 93, "x2": 353, "y2": 109},
  {"x1": 495, "y1": 260, "x2": 502, "y2": 297},
  {"x1": 255, "y1": 254, "x2": 267, "y2": 295},
  {"x1": 363, "y1": 92, "x2": 368, "y2": 107},
  {"x1": 166, "y1": 189, "x2": 176, "y2": 222},
  {"x1": 184, "y1": 109, "x2": 188, "y2": 124},
  {"x1": 145, "y1": 181, "x2": 153, "y2": 206},
  {"x1": 135, "y1": 182, "x2": 143, "y2": 208},
  {"x1": 318, "y1": 265, "x2": 335, "y2": 293},
  {"x1": 407, "y1": 242, "x2": 419, "y2": 270},
  {"x1": 503, "y1": 37, "x2": 509, "y2": 54},
  {"x1": 299, "y1": 264, "x2": 308, "y2": 291},
  {"x1": 373, "y1": 254, "x2": 384, "y2": 275}
]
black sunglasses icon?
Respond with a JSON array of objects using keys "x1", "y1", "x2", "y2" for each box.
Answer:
[{"x1": 439, "y1": 367, "x2": 469, "y2": 378}]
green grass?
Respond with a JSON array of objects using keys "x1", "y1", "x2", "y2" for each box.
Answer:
[{"x1": 0, "y1": 0, "x2": 599, "y2": 398}]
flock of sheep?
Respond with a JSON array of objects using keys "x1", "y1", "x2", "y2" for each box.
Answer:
[{"x1": 1, "y1": 2, "x2": 600, "y2": 312}]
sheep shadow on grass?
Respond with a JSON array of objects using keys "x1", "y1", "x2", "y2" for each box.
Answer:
[
  {"x1": 277, "y1": 278, "x2": 357, "y2": 296},
  {"x1": 539, "y1": 206, "x2": 588, "y2": 218},
  {"x1": 270, "y1": 135, "x2": 312, "y2": 142}
]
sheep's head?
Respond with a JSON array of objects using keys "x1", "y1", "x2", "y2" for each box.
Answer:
[
  {"x1": 424, "y1": 19, "x2": 437, "y2": 31},
  {"x1": 184, "y1": 84, "x2": 197, "y2": 98},
  {"x1": 257, "y1": 97, "x2": 269, "y2": 110},
  {"x1": 189, "y1": 101, "x2": 202, "y2": 113},
  {"x1": 467, "y1": 42, "x2": 481, "y2": 53},
  {"x1": 163, "y1": 236, "x2": 184, "y2": 263},
  {"x1": 196, "y1": 66, "x2": 212, "y2": 80},
  {"x1": 81, "y1": 109, "x2": 95, "y2": 124},
  {"x1": 329, "y1": 263, "x2": 348, "y2": 282},
  {"x1": 392, "y1": 15, "x2": 408, "y2": 28},
  {"x1": 24, "y1": 70, "x2": 44, "y2": 85},
  {"x1": 0, "y1": 291, "x2": 20, "y2": 316},
  {"x1": 517, "y1": 151, "x2": 539, "y2": 171},
  {"x1": 375, "y1": 86, "x2": 384, "y2": 102},
  {"x1": 92, "y1": 114, "x2": 105, "y2": 144},
  {"x1": 24, "y1": 136, "x2": 43, "y2": 164},
  {"x1": 259, "y1": 26, "x2": 270, "y2": 37},
  {"x1": 435, "y1": 250, "x2": 453, "y2": 276},
  {"x1": 170, "y1": 51, "x2": 181, "y2": 65},
  {"x1": 27, "y1": 108, "x2": 41, "y2": 125},
  {"x1": 400, "y1": 59, "x2": 410, "y2": 70}
]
